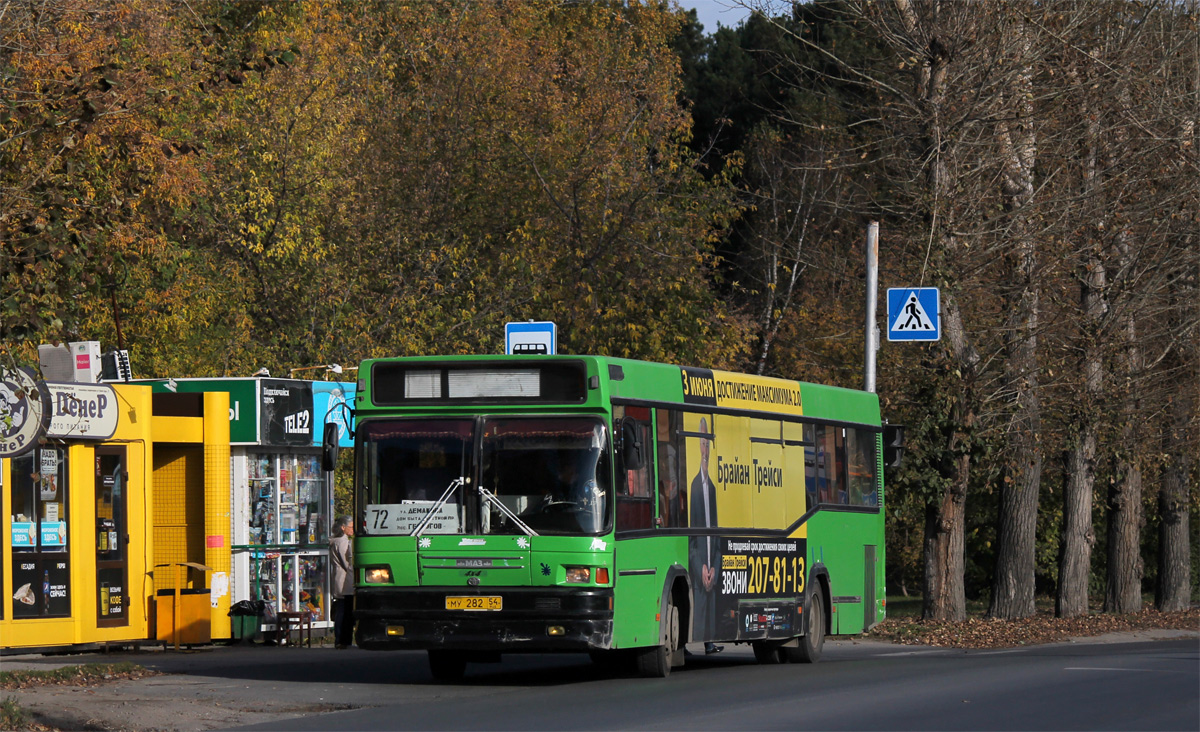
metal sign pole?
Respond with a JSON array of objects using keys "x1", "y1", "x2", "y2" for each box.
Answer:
[{"x1": 865, "y1": 222, "x2": 880, "y2": 393}]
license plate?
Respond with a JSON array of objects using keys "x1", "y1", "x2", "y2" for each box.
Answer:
[{"x1": 445, "y1": 596, "x2": 502, "y2": 611}]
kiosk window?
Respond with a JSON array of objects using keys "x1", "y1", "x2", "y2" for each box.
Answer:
[{"x1": 9, "y1": 449, "x2": 71, "y2": 618}]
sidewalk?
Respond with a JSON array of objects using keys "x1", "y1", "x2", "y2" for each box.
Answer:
[{"x1": 2, "y1": 643, "x2": 437, "y2": 731}]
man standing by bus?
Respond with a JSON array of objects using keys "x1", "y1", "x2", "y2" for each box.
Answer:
[
  {"x1": 689, "y1": 419, "x2": 723, "y2": 654},
  {"x1": 330, "y1": 516, "x2": 355, "y2": 648}
]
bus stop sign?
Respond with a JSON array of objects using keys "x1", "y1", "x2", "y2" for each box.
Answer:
[
  {"x1": 887, "y1": 288, "x2": 940, "y2": 341},
  {"x1": 505, "y1": 321, "x2": 557, "y2": 355}
]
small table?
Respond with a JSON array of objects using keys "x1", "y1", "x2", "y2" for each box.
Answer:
[{"x1": 274, "y1": 611, "x2": 312, "y2": 647}]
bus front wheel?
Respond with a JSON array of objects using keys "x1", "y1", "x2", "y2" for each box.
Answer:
[
  {"x1": 786, "y1": 589, "x2": 825, "y2": 664},
  {"x1": 428, "y1": 650, "x2": 467, "y2": 682},
  {"x1": 589, "y1": 648, "x2": 633, "y2": 673},
  {"x1": 636, "y1": 599, "x2": 678, "y2": 678}
]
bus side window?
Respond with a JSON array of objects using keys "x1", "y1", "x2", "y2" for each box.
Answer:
[
  {"x1": 804, "y1": 424, "x2": 817, "y2": 509},
  {"x1": 834, "y1": 427, "x2": 848, "y2": 504},
  {"x1": 814, "y1": 424, "x2": 831, "y2": 504},
  {"x1": 616, "y1": 408, "x2": 653, "y2": 531},
  {"x1": 847, "y1": 428, "x2": 878, "y2": 507},
  {"x1": 655, "y1": 409, "x2": 686, "y2": 528}
]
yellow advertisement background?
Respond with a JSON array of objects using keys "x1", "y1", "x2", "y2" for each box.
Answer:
[
  {"x1": 711, "y1": 370, "x2": 803, "y2": 416},
  {"x1": 713, "y1": 415, "x2": 751, "y2": 528},
  {"x1": 684, "y1": 412, "x2": 808, "y2": 538}
]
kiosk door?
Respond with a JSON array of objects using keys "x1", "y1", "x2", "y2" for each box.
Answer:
[{"x1": 96, "y1": 447, "x2": 129, "y2": 626}]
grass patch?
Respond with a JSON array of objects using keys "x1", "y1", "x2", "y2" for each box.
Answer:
[
  {"x1": 0, "y1": 697, "x2": 30, "y2": 730},
  {"x1": 885, "y1": 595, "x2": 922, "y2": 618},
  {"x1": 0, "y1": 662, "x2": 156, "y2": 690},
  {"x1": 885, "y1": 594, "x2": 991, "y2": 619}
]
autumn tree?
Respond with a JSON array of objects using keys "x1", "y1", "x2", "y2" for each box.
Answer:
[
  {"x1": 844, "y1": 0, "x2": 1014, "y2": 622},
  {"x1": 338, "y1": 1, "x2": 749, "y2": 367},
  {"x1": 5, "y1": 1, "x2": 748, "y2": 377},
  {"x1": 1, "y1": 1, "x2": 204, "y2": 361},
  {"x1": 1066, "y1": 1, "x2": 1200, "y2": 615},
  {"x1": 679, "y1": 7, "x2": 883, "y2": 385},
  {"x1": 179, "y1": 1, "x2": 381, "y2": 375}
]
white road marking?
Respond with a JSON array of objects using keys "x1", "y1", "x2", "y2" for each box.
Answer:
[{"x1": 1063, "y1": 667, "x2": 1162, "y2": 673}]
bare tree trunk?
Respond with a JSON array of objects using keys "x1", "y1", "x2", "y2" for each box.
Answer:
[
  {"x1": 990, "y1": 17, "x2": 1041, "y2": 620},
  {"x1": 1155, "y1": 385, "x2": 1193, "y2": 612},
  {"x1": 1058, "y1": 440, "x2": 1096, "y2": 617},
  {"x1": 1058, "y1": 235, "x2": 1103, "y2": 619},
  {"x1": 887, "y1": 0, "x2": 981, "y2": 622},
  {"x1": 1105, "y1": 299, "x2": 1145, "y2": 614},
  {"x1": 922, "y1": 386, "x2": 972, "y2": 622},
  {"x1": 1105, "y1": 453, "x2": 1144, "y2": 612},
  {"x1": 1058, "y1": 81, "x2": 1106, "y2": 619},
  {"x1": 1155, "y1": 0, "x2": 1199, "y2": 615},
  {"x1": 922, "y1": 295, "x2": 976, "y2": 622}
]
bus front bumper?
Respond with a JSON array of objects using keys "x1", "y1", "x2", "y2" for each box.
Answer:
[{"x1": 354, "y1": 586, "x2": 615, "y2": 652}]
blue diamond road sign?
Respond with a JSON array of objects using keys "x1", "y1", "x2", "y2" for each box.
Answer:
[{"x1": 887, "y1": 288, "x2": 940, "y2": 342}]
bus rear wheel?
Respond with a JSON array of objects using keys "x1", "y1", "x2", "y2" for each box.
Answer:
[
  {"x1": 786, "y1": 589, "x2": 825, "y2": 664},
  {"x1": 428, "y1": 650, "x2": 467, "y2": 682},
  {"x1": 636, "y1": 599, "x2": 678, "y2": 678},
  {"x1": 752, "y1": 640, "x2": 787, "y2": 664}
]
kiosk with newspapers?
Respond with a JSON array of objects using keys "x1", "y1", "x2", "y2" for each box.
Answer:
[{"x1": 145, "y1": 378, "x2": 354, "y2": 638}]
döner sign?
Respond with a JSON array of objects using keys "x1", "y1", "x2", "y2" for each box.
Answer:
[{"x1": 46, "y1": 383, "x2": 119, "y2": 439}]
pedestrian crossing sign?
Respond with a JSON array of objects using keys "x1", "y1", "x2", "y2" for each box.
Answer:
[{"x1": 887, "y1": 288, "x2": 940, "y2": 342}]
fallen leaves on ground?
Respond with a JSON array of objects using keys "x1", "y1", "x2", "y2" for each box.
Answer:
[
  {"x1": 0, "y1": 663, "x2": 158, "y2": 690},
  {"x1": 868, "y1": 608, "x2": 1200, "y2": 648}
]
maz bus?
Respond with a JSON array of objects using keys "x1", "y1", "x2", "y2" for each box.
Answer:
[{"x1": 339, "y1": 355, "x2": 887, "y2": 680}]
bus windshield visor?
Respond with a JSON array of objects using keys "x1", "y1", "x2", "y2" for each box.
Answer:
[
  {"x1": 480, "y1": 417, "x2": 610, "y2": 535},
  {"x1": 359, "y1": 419, "x2": 473, "y2": 535}
]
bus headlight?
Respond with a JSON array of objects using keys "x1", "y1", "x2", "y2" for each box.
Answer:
[
  {"x1": 363, "y1": 566, "x2": 393, "y2": 584},
  {"x1": 564, "y1": 566, "x2": 591, "y2": 583}
]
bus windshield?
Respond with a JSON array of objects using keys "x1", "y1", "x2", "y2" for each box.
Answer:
[
  {"x1": 480, "y1": 417, "x2": 610, "y2": 536},
  {"x1": 358, "y1": 416, "x2": 610, "y2": 536},
  {"x1": 359, "y1": 419, "x2": 474, "y2": 535}
]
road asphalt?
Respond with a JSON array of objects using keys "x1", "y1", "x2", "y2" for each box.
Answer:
[{"x1": 2, "y1": 629, "x2": 1197, "y2": 731}]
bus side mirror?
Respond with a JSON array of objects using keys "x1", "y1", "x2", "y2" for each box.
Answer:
[
  {"x1": 883, "y1": 424, "x2": 905, "y2": 469},
  {"x1": 322, "y1": 422, "x2": 340, "y2": 472},
  {"x1": 620, "y1": 418, "x2": 644, "y2": 471}
]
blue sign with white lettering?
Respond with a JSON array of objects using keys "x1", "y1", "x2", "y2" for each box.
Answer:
[
  {"x1": 312, "y1": 382, "x2": 356, "y2": 448},
  {"x1": 505, "y1": 321, "x2": 557, "y2": 355},
  {"x1": 887, "y1": 288, "x2": 940, "y2": 341},
  {"x1": 41, "y1": 521, "x2": 67, "y2": 547},
  {"x1": 12, "y1": 522, "x2": 35, "y2": 548}
]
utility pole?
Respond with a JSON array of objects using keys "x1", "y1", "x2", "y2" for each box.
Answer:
[{"x1": 864, "y1": 221, "x2": 880, "y2": 392}]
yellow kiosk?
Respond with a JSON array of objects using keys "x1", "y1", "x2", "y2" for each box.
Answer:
[{"x1": 0, "y1": 369, "x2": 231, "y2": 653}]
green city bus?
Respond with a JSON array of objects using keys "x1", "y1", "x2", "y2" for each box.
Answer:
[{"x1": 344, "y1": 355, "x2": 886, "y2": 680}]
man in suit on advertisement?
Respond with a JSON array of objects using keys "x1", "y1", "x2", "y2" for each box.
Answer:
[{"x1": 688, "y1": 418, "x2": 723, "y2": 654}]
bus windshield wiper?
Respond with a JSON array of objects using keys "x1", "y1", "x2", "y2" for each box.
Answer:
[
  {"x1": 478, "y1": 485, "x2": 539, "y2": 537},
  {"x1": 410, "y1": 477, "x2": 465, "y2": 537}
]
